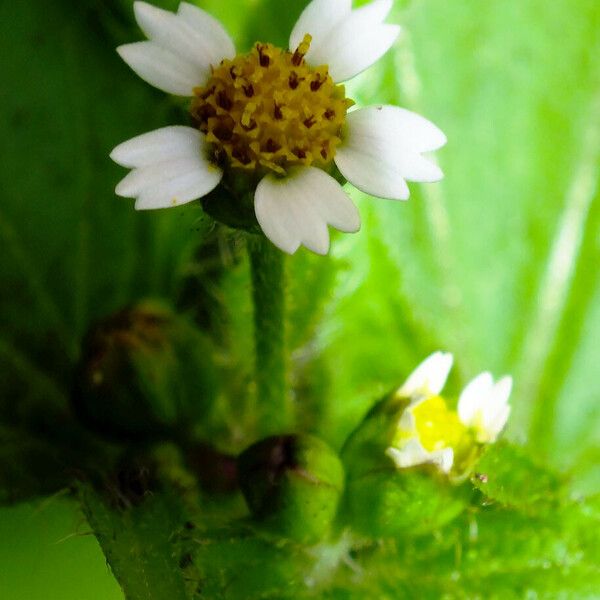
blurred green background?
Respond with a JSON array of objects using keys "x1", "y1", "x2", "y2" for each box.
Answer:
[{"x1": 1, "y1": 0, "x2": 599, "y2": 597}]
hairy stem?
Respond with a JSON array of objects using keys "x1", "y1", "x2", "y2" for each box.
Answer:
[{"x1": 248, "y1": 235, "x2": 291, "y2": 434}]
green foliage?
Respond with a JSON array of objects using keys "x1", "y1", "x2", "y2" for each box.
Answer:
[
  {"x1": 472, "y1": 442, "x2": 563, "y2": 512},
  {"x1": 81, "y1": 483, "x2": 193, "y2": 600}
]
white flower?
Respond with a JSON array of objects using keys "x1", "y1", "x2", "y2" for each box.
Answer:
[
  {"x1": 457, "y1": 372, "x2": 512, "y2": 443},
  {"x1": 112, "y1": 0, "x2": 446, "y2": 255},
  {"x1": 386, "y1": 353, "x2": 512, "y2": 474}
]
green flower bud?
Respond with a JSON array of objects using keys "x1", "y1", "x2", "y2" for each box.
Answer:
[
  {"x1": 237, "y1": 434, "x2": 344, "y2": 544},
  {"x1": 72, "y1": 300, "x2": 218, "y2": 443}
]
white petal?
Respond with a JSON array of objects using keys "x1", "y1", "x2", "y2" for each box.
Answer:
[
  {"x1": 133, "y1": 2, "x2": 209, "y2": 76},
  {"x1": 345, "y1": 105, "x2": 447, "y2": 152},
  {"x1": 397, "y1": 406, "x2": 417, "y2": 433},
  {"x1": 117, "y1": 41, "x2": 202, "y2": 95},
  {"x1": 335, "y1": 144, "x2": 410, "y2": 200},
  {"x1": 482, "y1": 404, "x2": 511, "y2": 442},
  {"x1": 289, "y1": 0, "x2": 352, "y2": 52},
  {"x1": 134, "y1": 160, "x2": 221, "y2": 210},
  {"x1": 177, "y1": 2, "x2": 236, "y2": 61},
  {"x1": 386, "y1": 441, "x2": 454, "y2": 473},
  {"x1": 386, "y1": 440, "x2": 429, "y2": 469},
  {"x1": 110, "y1": 126, "x2": 203, "y2": 168},
  {"x1": 433, "y1": 448, "x2": 455, "y2": 473},
  {"x1": 302, "y1": 0, "x2": 400, "y2": 82},
  {"x1": 399, "y1": 352, "x2": 454, "y2": 398},
  {"x1": 481, "y1": 376, "x2": 513, "y2": 439},
  {"x1": 112, "y1": 127, "x2": 222, "y2": 210},
  {"x1": 458, "y1": 372, "x2": 494, "y2": 427},
  {"x1": 336, "y1": 105, "x2": 446, "y2": 200},
  {"x1": 115, "y1": 157, "x2": 205, "y2": 197},
  {"x1": 313, "y1": 24, "x2": 400, "y2": 83},
  {"x1": 490, "y1": 376, "x2": 513, "y2": 411},
  {"x1": 254, "y1": 167, "x2": 360, "y2": 255}
]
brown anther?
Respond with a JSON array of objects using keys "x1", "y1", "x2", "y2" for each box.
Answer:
[
  {"x1": 257, "y1": 45, "x2": 270, "y2": 67},
  {"x1": 216, "y1": 91, "x2": 233, "y2": 111},
  {"x1": 199, "y1": 85, "x2": 216, "y2": 100},
  {"x1": 229, "y1": 66, "x2": 238, "y2": 80},
  {"x1": 264, "y1": 138, "x2": 281, "y2": 153},
  {"x1": 324, "y1": 109, "x2": 336, "y2": 120},
  {"x1": 293, "y1": 148, "x2": 307, "y2": 159},
  {"x1": 274, "y1": 103, "x2": 284, "y2": 120},
  {"x1": 310, "y1": 76, "x2": 325, "y2": 92},
  {"x1": 213, "y1": 120, "x2": 234, "y2": 142},
  {"x1": 303, "y1": 116, "x2": 316, "y2": 129},
  {"x1": 320, "y1": 147, "x2": 328, "y2": 160},
  {"x1": 243, "y1": 84, "x2": 255, "y2": 98},
  {"x1": 232, "y1": 147, "x2": 252, "y2": 165},
  {"x1": 288, "y1": 72, "x2": 300, "y2": 90},
  {"x1": 292, "y1": 49, "x2": 304, "y2": 66},
  {"x1": 194, "y1": 104, "x2": 217, "y2": 124},
  {"x1": 292, "y1": 34, "x2": 312, "y2": 66}
]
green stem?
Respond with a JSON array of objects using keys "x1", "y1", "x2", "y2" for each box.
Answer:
[{"x1": 248, "y1": 235, "x2": 291, "y2": 434}]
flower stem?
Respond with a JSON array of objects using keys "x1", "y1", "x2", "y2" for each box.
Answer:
[{"x1": 248, "y1": 235, "x2": 291, "y2": 434}]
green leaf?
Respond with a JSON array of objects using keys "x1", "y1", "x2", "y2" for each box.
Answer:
[
  {"x1": 80, "y1": 484, "x2": 193, "y2": 600},
  {"x1": 472, "y1": 442, "x2": 563, "y2": 512},
  {"x1": 187, "y1": 527, "x2": 313, "y2": 599}
]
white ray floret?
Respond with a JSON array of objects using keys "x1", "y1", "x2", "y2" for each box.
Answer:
[
  {"x1": 335, "y1": 106, "x2": 447, "y2": 200},
  {"x1": 290, "y1": 0, "x2": 401, "y2": 82},
  {"x1": 255, "y1": 167, "x2": 361, "y2": 255},
  {"x1": 111, "y1": 126, "x2": 222, "y2": 210},
  {"x1": 387, "y1": 441, "x2": 454, "y2": 474},
  {"x1": 458, "y1": 373, "x2": 513, "y2": 443},
  {"x1": 397, "y1": 352, "x2": 454, "y2": 398},
  {"x1": 117, "y1": 1, "x2": 236, "y2": 95}
]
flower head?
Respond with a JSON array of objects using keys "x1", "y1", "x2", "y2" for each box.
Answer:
[
  {"x1": 386, "y1": 352, "x2": 512, "y2": 475},
  {"x1": 111, "y1": 0, "x2": 446, "y2": 255}
]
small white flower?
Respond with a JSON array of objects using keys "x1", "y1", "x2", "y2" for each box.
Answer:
[
  {"x1": 112, "y1": 0, "x2": 446, "y2": 255},
  {"x1": 386, "y1": 353, "x2": 512, "y2": 474},
  {"x1": 458, "y1": 372, "x2": 512, "y2": 443}
]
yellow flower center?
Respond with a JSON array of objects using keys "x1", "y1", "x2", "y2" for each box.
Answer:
[
  {"x1": 410, "y1": 396, "x2": 466, "y2": 453},
  {"x1": 190, "y1": 35, "x2": 353, "y2": 175}
]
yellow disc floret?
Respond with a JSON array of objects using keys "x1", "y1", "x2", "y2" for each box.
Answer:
[
  {"x1": 410, "y1": 396, "x2": 466, "y2": 453},
  {"x1": 191, "y1": 35, "x2": 354, "y2": 175}
]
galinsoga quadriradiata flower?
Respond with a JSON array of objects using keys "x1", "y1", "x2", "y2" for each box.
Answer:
[
  {"x1": 386, "y1": 352, "x2": 512, "y2": 476},
  {"x1": 111, "y1": 0, "x2": 447, "y2": 254}
]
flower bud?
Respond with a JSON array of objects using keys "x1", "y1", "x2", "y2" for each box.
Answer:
[
  {"x1": 72, "y1": 300, "x2": 218, "y2": 442},
  {"x1": 237, "y1": 434, "x2": 344, "y2": 544}
]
